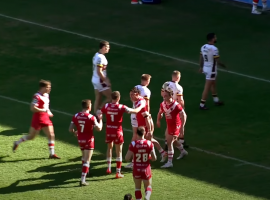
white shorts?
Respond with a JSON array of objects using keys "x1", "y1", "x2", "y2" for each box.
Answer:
[
  {"x1": 92, "y1": 78, "x2": 109, "y2": 92},
  {"x1": 130, "y1": 114, "x2": 138, "y2": 127},
  {"x1": 203, "y1": 68, "x2": 217, "y2": 80}
]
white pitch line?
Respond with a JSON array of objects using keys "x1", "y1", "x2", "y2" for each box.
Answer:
[
  {"x1": 1, "y1": 94, "x2": 270, "y2": 171},
  {"x1": 0, "y1": 13, "x2": 270, "y2": 83}
]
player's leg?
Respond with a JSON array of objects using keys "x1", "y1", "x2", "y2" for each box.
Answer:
[
  {"x1": 106, "y1": 141, "x2": 113, "y2": 174},
  {"x1": 125, "y1": 120, "x2": 137, "y2": 169},
  {"x1": 199, "y1": 77, "x2": 213, "y2": 110},
  {"x1": 42, "y1": 125, "x2": 60, "y2": 159},
  {"x1": 151, "y1": 138, "x2": 167, "y2": 162},
  {"x1": 93, "y1": 89, "x2": 102, "y2": 114},
  {"x1": 80, "y1": 149, "x2": 93, "y2": 186},
  {"x1": 100, "y1": 87, "x2": 112, "y2": 111},
  {"x1": 133, "y1": 177, "x2": 143, "y2": 200},
  {"x1": 115, "y1": 141, "x2": 124, "y2": 178},
  {"x1": 13, "y1": 127, "x2": 39, "y2": 152},
  {"x1": 163, "y1": 127, "x2": 168, "y2": 151},
  {"x1": 143, "y1": 178, "x2": 152, "y2": 200},
  {"x1": 211, "y1": 78, "x2": 224, "y2": 106},
  {"x1": 161, "y1": 133, "x2": 176, "y2": 168}
]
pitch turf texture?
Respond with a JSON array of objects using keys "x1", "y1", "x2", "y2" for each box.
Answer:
[{"x1": 0, "y1": 0, "x2": 270, "y2": 199}]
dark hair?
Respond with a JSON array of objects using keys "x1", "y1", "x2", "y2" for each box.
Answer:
[
  {"x1": 99, "y1": 40, "x2": 109, "y2": 49},
  {"x1": 82, "y1": 99, "x2": 91, "y2": 109},
  {"x1": 39, "y1": 79, "x2": 51, "y2": 88},
  {"x1": 206, "y1": 33, "x2": 215, "y2": 41},
  {"x1": 124, "y1": 193, "x2": 132, "y2": 200},
  {"x1": 111, "y1": 91, "x2": 120, "y2": 100},
  {"x1": 137, "y1": 126, "x2": 145, "y2": 136}
]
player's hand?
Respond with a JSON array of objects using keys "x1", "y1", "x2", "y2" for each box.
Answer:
[
  {"x1": 47, "y1": 110, "x2": 54, "y2": 117},
  {"x1": 156, "y1": 120, "x2": 161, "y2": 128}
]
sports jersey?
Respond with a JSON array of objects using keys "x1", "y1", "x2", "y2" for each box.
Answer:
[
  {"x1": 134, "y1": 97, "x2": 148, "y2": 127},
  {"x1": 92, "y1": 52, "x2": 108, "y2": 82},
  {"x1": 31, "y1": 92, "x2": 51, "y2": 123},
  {"x1": 160, "y1": 100, "x2": 183, "y2": 135},
  {"x1": 71, "y1": 112, "x2": 99, "y2": 140},
  {"x1": 101, "y1": 103, "x2": 131, "y2": 134},
  {"x1": 200, "y1": 44, "x2": 219, "y2": 73},
  {"x1": 161, "y1": 81, "x2": 183, "y2": 101}
]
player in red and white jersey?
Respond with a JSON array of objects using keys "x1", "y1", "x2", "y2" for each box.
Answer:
[
  {"x1": 157, "y1": 89, "x2": 188, "y2": 168},
  {"x1": 99, "y1": 91, "x2": 142, "y2": 178},
  {"x1": 161, "y1": 70, "x2": 189, "y2": 150},
  {"x1": 125, "y1": 127, "x2": 157, "y2": 200},
  {"x1": 13, "y1": 80, "x2": 60, "y2": 159},
  {"x1": 92, "y1": 41, "x2": 112, "y2": 116},
  {"x1": 69, "y1": 99, "x2": 103, "y2": 186}
]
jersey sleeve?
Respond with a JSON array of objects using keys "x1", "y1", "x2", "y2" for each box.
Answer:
[
  {"x1": 128, "y1": 143, "x2": 134, "y2": 152},
  {"x1": 122, "y1": 105, "x2": 132, "y2": 113},
  {"x1": 71, "y1": 116, "x2": 76, "y2": 124},
  {"x1": 159, "y1": 103, "x2": 164, "y2": 113},
  {"x1": 96, "y1": 55, "x2": 106, "y2": 68},
  {"x1": 31, "y1": 95, "x2": 39, "y2": 106},
  {"x1": 213, "y1": 47, "x2": 219, "y2": 59},
  {"x1": 144, "y1": 89, "x2": 151, "y2": 100},
  {"x1": 177, "y1": 104, "x2": 183, "y2": 113},
  {"x1": 176, "y1": 85, "x2": 183, "y2": 96}
]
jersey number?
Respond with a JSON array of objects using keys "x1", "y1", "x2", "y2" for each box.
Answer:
[
  {"x1": 204, "y1": 55, "x2": 208, "y2": 62},
  {"x1": 78, "y1": 120, "x2": 85, "y2": 133},
  {"x1": 110, "y1": 115, "x2": 114, "y2": 122},
  {"x1": 135, "y1": 153, "x2": 148, "y2": 162}
]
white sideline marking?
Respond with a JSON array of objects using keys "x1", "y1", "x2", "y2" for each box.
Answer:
[
  {"x1": 0, "y1": 13, "x2": 270, "y2": 83},
  {"x1": 1, "y1": 94, "x2": 270, "y2": 171}
]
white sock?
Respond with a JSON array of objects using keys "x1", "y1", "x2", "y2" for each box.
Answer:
[
  {"x1": 107, "y1": 157, "x2": 112, "y2": 170},
  {"x1": 48, "y1": 141, "x2": 55, "y2": 155},
  {"x1": 16, "y1": 135, "x2": 28, "y2": 144}
]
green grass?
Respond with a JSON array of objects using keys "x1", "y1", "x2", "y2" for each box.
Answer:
[{"x1": 0, "y1": 0, "x2": 270, "y2": 199}]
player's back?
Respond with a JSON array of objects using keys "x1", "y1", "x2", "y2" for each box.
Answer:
[
  {"x1": 92, "y1": 52, "x2": 108, "y2": 79},
  {"x1": 130, "y1": 139, "x2": 153, "y2": 169},
  {"x1": 200, "y1": 44, "x2": 219, "y2": 68},
  {"x1": 72, "y1": 112, "x2": 95, "y2": 138},
  {"x1": 101, "y1": 103, "x2": 127, "y2": 133}
]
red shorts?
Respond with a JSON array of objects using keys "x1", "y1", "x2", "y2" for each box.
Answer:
[
  {"x1": 106, "y1": 133, "x2": 124, "y2": 144},
  {"x1": 78, "y1": 137, "x2": 95, "y2": 150},
  {"x1": 167, "y1": 126, "x2": 180, "y2": 137},
  {"x1": 31, "y1": 116, "x2": 52, "y2": 130},
  {"x1": 133, "y1": 166, "x2": 152, "y2": 180}
]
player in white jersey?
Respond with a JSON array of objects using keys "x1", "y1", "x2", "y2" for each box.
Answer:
[
  {"x1": 161, "y1": 71, "x2": 188, "y2": 151},
  {"x1": 199, "y1": 33, "x2": 226, "y2": 110},
  {"x1": 92, "y1": 41, "x2": 112, "y2": 115}
]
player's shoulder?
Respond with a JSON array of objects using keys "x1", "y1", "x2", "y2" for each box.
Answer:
[
  {"x1": 176, "y1": 83, "x2": 183, "y2": 90},
  {"x1": 94, "y1": 52, "x2": 106, "y2": 60},
  {"x1": 201, "y1": 43, "x2": 208, "y2": 50}
]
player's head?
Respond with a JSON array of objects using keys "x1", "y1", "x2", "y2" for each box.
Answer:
[
  {"x1": 129, "y1": 87, "x2": 140, "y2": 101},
  {"x1": 111, "y1": 91, "x2": 121, "y2": 102},
  {"x1": 123, "y1": 193, "x2": 133, "y2": 200},
  {"x1": 39, "y1": 79, "x2": 51, "y2": 94},
  {"x1": 99, "y1": 40, "x2": 110, "y2": 54},
  {"x1": 82, "y1": 99, "x2": 92, "y2": 111},
  {"x1": 163, "y1": 89, "x2": 173, "y2": 101},
  {"x1": 136, "y1": 126, "x2": 145, "y2": 138},
  {"x1": 172, "y1": 70, "x2": 181, "y2": 82},
  {"x1": 141, "y1": 74, "x2": 152, "y2": 86},
  {"x1": 207, "y1": 33, "x2": 217, "y2": 44}
]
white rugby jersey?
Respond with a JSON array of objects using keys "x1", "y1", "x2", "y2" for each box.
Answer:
[
  {"x1": 135, "y1": 85, "x2": 151, "y2": 100},
  {"x1": 92, "y1": 52, "x2": 108, "y2": 80},
  {"x1": 161, "y1": 81, "x2": 183, "y2": 101},
  {"x1": 200, "y1": 44, "x2": 219, "y2": 72}
]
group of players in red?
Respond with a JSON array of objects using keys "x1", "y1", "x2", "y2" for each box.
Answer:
[{"x1": 12, "y1": 41, "x2": 188, "y2": 200}]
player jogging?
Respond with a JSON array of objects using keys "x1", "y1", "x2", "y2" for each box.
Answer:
[
  {"x1": 92, "y1": 40, "x2": 112, "y2": 115},
  {"x1": 161, "y1": 70, "x2": 188, "y2": 150},
  {"x1": 251, "y1": 0, "x2": 269, "y2": 14},
  {"x1": 69, "y1": 99, "x2": 103, "y2": 186},
  {"x1": 125, "y1": 126, "x2": 157, "y2": 200},
  {"x1": 157, "y1": 89, "x2": 188, "y2": 168},
  {"x1": 13, "y1": 80, "x2": 60, "y2": 159},
  {"x1": 199, "y1": 33, "x2": 226, "y2": 110},
  {"x1": 100, "y1": 91, "x2": 141, "y2": 178}
]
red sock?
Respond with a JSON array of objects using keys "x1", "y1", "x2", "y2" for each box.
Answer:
[
  {"x1": 135, "y1": 190, "x2": 142, "y2": 200},
  {"x1": 81, "y1": 162, "x2": 90, "y2": 182},
  {"x1": 116, "y1": 157, "x2": 122, "y2": 173},
  {"x1": 253, "y1": 0, "x2": 259, "y2": 3}
]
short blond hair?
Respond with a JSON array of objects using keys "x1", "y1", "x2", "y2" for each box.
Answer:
[
  {"x1": 141, "y1": 74, "x2": 152, "y2": 81},
  {"x1": 172, "y1": 70, "x2": 181, "y2": 77}
]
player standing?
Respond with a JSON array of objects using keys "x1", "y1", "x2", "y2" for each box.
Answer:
[
  {"x1": 92, "y1": 41, "x2": 112, "y2": 115},
  {"x1": 252, "y1": 0, "x2": 268, "y2": 14},
  {"x1": 13, "y1": 80, "x2": 60, "y2": 159},
  {"x1": 161, "y1": 70, "x2": 188, "y2": 150},
  {"x1": 100, "y1": 91, "x2": 141, "y2": 178},
  {"x1": 157, "y1": 89, "x2": 188, "y2": 168},
  {"x1": 199, "y1": 33, "x2": 226, "y2": 110},
  {"x1": 125, "y1": 127, "x2": 157, "y2": 200},
  {"x1": 69, "y1": 99, "x2": 103, "y2": 186}
]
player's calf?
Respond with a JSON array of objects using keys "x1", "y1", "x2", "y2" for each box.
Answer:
[{"x1": 145, "y1": 186, "x2": 152, "y2": 200}]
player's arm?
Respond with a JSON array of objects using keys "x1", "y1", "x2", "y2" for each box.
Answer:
[
  {"x1": 93, "y1": 117, "x2": 103, "y2": 131},
  {"x1": 177, "y1": 95, "x2": 184, "y2": 108},
  {"x1": 199, "y1": 52, "x2": 204, "y2": 72},
  {"x1": 214, "y1": 48, "x2": 226, "y2": 68},
  {"x1": 97, "y1": 66, "x2": 106, "y2": 82},
  {"x1": 125, "y1": 150, "x2": 133, "y2": 162},
  {"x1": 150, "y1": 145, "x2": 157, "y2": 161},
  {"x1": 142, "y1": 112, "x2": 152, "y2": 133},
  {"x1": 179, "y1": 109, "x2": 187, "y2": 128},
  {"x1": 145, "y1": 98, "x2": 150, "y2": 113},
  {"x1": 30, "y1": 97, "x2": 47, "y2": 113},
  {"x1": 156, "y1": 108, "x2": 163, "y2": 127},
  {"x1": 68, "y1": 122, "x2": 77, "y2": 136},
  {"x1": 124, "y1": 106, "x2": 141, "y2": 114}
]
